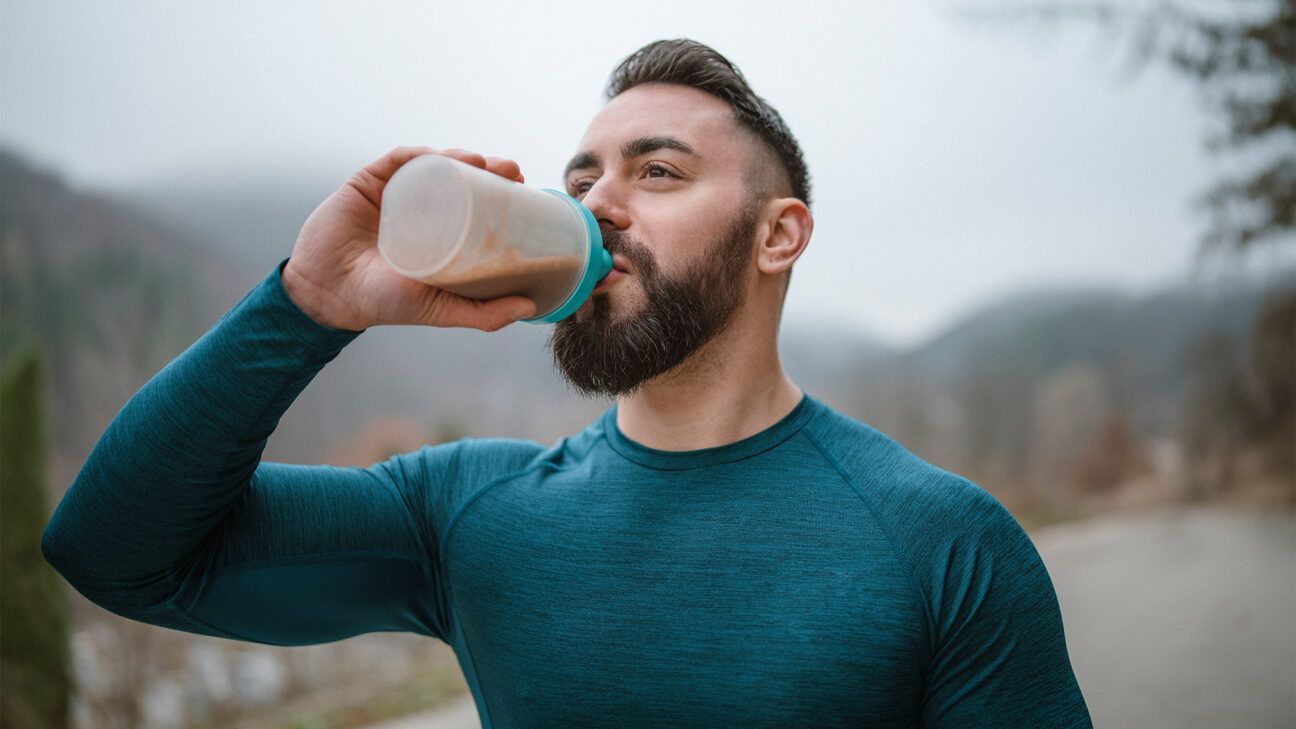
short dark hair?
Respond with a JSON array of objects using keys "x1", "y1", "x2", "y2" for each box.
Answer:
[{"x1": 605, "y1": 39, "x2": 813, "y2": 210}]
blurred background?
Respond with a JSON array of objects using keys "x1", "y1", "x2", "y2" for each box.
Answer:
[{"x1": 1, "y1": 0, "x2": 1292, "y2": 727}]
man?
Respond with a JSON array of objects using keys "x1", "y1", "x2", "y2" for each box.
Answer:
[{"x1": 43, "y1": 39, "x2": 1092, "y2": 728}]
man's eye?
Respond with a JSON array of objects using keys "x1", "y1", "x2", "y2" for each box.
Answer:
[
  {"x1": 644, "y1": 162, "x2": 676, "y2": 179},
  {"x1": 571, "y1": 180, "x2": 593, "y2": 196}
]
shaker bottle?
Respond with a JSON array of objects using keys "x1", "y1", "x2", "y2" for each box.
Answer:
[{"x1": 377, "y1": 154, "x2": 612, "y2": 324}]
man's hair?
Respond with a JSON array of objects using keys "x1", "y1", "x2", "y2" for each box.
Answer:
[{"x1": 604, "y1": 39, "x2": 812, "y2": 209}]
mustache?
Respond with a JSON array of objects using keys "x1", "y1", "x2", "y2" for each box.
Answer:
[{"x1": 600, "y1": 228, "x2": 657, "y2": 277}]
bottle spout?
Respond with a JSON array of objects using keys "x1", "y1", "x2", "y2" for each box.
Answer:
[{"x1": 597, "y1": 249, "x2": 613, "y2": 280}]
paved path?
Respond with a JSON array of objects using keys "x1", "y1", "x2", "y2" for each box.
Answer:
[
  {"x1": 1035, "y1": 504, "x2": 1294, "y2": 728},
  {"x1": 364, "y1": 504, "x2": 1295, "y2": 728}
]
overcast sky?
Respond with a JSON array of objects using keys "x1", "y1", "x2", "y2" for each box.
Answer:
[{"x1": 2, "y1": 0, "x2": 1290, "y2": 345}]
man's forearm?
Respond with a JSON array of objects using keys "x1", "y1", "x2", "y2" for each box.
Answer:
[{"x1": 41, "y1": 258, "x2": 362, "y2": 614}]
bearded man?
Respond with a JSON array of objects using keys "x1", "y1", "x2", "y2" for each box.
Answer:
[{"x1": 43, "y1": 39, "x2": 1092, "y2": 728}]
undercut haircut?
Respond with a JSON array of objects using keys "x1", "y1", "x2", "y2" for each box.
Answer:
[{"x1": 604, "y1": 39, "x2": 813, "y2": 210}]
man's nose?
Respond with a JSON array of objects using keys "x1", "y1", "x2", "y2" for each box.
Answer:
[{"x1": 579, "y1": 177, "x2": 631, "y2": 231}]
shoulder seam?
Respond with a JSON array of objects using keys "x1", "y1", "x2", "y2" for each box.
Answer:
[
  {"x1": 437, "y1": 458, "x2": 581, "y2": 558},
  {"x1": 799, "y1": 425, "x2": 937, "y2": 665}
]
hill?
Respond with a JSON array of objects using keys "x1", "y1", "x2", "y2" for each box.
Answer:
[{"x1": 4, "y1": 147, "x2": 1288, "y2": 505}]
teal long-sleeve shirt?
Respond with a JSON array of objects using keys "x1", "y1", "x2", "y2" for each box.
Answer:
[{"x1": 42, "y1": 259, "x2": 1092, "y2": 728}]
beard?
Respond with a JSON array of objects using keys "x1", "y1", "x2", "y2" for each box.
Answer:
[{"x1": 547, "y1": 200, "x2": 760, "y2": 399}]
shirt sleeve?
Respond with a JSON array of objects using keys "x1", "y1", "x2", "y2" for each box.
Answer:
[
  {"x1": 40, "y1": 258, "x2": 456, "y2": 645},
  {"x1": 919, "y1": 485, "x2": 1093, "y2": 728}
]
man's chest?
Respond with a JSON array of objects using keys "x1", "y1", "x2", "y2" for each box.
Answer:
[{"x1": 440, "y1": 475, "x2": 928, "y2": 727}]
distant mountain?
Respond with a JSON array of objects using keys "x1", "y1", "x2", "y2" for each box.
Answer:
[
  {"x1": 913, "y1": 286, "x2": 1132, "y2": 382},
  {"x1": 0, "y1": 150, "x2": 614, "y2": 483},
  {"x1": 125, "y1": 170, "x2": 341, "y2": 276},
  {"x1": 6, "y1": 147, "x2": 1287, "y2": 503},
  {"x1": 910, "y1": 277, "x2": 1282, "y2": 435},
  {"x1": 118, "y1": 162, "x2": 1293, "y2": 451},
  {"x1": 778, "y1": 322, "x2": 896, "y2": 407},
  {"x1": 0, "y1": 150, "x2": 250, "y2": 487}
]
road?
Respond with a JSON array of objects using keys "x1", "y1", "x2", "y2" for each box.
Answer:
[
  {"x1": 364, "y1": 504, "x2": 1296, "y2": 729},
  {"x1": 1039, "y1": 504, "x2": 1294, "y2": 728}
]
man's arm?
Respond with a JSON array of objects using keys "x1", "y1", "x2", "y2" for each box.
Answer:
[
  {"x1": 41, "y1": 259, "x2": 454, "y2": 644},
  {"x1": 41, "y1": 146, "x2": 537, "y2": 645},
  {"x1": 918, "y1": 485, "x2": 1093, "y2": 728}
]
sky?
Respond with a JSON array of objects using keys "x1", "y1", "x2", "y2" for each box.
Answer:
[{"x1": 2, "y1": 0, "x2": 1291, "y2": 346}]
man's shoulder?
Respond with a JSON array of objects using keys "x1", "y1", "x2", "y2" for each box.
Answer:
[
  {"x1": 419, "y1": 422, "x2": 617, "y2": 488},
  {"x1": 806, "y1": 400, "x2": 1046, "y2": 610},
  {"x1": 416, "y1": 435, "x2": 550, "y2": 482},
  {"x1": 804, "y1": 399, "x2": 1017, "y2": 543}
]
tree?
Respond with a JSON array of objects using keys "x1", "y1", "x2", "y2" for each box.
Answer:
[
  {"x1": 1245, "y1": 286, "x2": 1296, "y2": 477},
  {"x1": 953, "y1": 0, "x2": 1295, "y2": 252},
  {"x1": 1073, "y1": 412, "x2": 1153, "y2": 493},
  {"x1": 0, "y1": 345, "x2": 71, "y2": 728},
  {"x1": 955, "y1": 0, "x2": 1295, "y2": 506},
  {"x1": 1178, "y1": 288, "x2": 1294, "y2": 498}
]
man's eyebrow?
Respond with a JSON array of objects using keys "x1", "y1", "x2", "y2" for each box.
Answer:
[
  {"x1": 620, "y1": 136, "x2": 699, "y2": 161},
  {"x1": 563, "y1": 136, "x2": 700, "y2": 180},
  {"x1": 563, "y1": 152, "x2": 600, "y2": 180}
]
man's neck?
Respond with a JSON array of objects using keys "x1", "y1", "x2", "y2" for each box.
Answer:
[{"x1": 613, "y1": 315, "x2": 803, "y2": 452}]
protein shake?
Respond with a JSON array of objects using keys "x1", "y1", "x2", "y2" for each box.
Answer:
[{"x1": 377, "y1": 154, "x2": 611, "y2": 323}]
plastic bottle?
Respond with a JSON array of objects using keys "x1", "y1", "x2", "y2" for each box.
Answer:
[{"x1": 377, "y1": 154, "x2": 611, "y2": 324}]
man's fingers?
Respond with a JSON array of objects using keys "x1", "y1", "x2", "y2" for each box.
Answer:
[
  {"x1": 484, "y1": 156, "x2": 524, "y2": 183},
  {"x1": 362, "y1": 146, "x2": 437, "y2": 184},
  {"x1": 440, "y1": 150, "x2": 524, "y2": 182},
  {"x1": 472, "y1": 295, "x2": 538, "y2": 331},
  {"x1": 439, "y1": 148, "x2": 488, "y2": 170},
  {"x1": 356, "y1": 148, "x2": 523, "y2": 200},
  {"x1": 348, "y1": 146, "x2": 437, "y2": 207},
  {"x1": 417, "y1": 289, "x2": 537, "y2": 331}
]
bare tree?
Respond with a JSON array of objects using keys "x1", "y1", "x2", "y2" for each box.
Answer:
[{"x1": 950, "y1": 0, "x2": 1295, "y2": 252}]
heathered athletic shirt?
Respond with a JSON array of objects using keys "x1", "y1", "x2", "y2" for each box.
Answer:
[{"x1": 42, "y1": 258, "x2": 1092, "y2": 728}]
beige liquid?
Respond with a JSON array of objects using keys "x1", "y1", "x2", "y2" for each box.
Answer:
[{"x1": 431, "y1": 246, "x2": 585, "y2": 315}]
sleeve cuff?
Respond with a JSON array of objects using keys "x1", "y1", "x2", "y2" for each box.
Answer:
[{"x1": 254, "y1": 257, "x2": 366, "y2": 351}]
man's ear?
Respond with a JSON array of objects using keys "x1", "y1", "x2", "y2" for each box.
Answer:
[{"x1": 756, "y1": 198, "x2": 813, "y2": 276}]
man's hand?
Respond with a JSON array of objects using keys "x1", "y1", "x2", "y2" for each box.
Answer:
[{"x1": 282, "y1": 147, "x2": 537, "y2": 332}]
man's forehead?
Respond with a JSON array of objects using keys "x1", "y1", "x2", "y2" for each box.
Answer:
[{"x1": 574, "y1": 83, "x2": 744, "y2": 161}]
